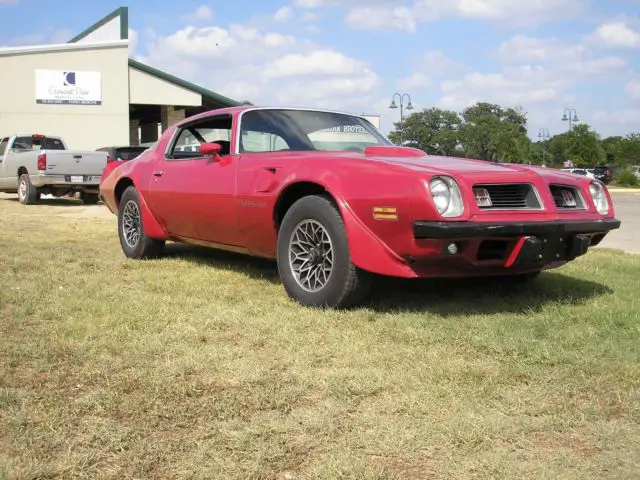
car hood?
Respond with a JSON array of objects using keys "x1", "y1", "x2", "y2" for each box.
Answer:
[
  {"x1": 345, "y1": 146, "x2": 585, "y2": 182},
  {"x1": 329, "y1": 146, "x2": 532, "y2": 175}
]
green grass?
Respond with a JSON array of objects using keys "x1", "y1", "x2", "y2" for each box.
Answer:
[{"x1": 1, "y1": 194, "x2": 639, "y2": 479}]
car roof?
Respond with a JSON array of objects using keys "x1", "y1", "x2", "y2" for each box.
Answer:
[{"x1": 173, "y1": 105, "x2": 369, "y2": 127}]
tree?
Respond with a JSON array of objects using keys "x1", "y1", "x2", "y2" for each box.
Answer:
[
  {"x1": 459, "y1": 102, "x2": 531, "y2": 163},
  {"x1": 388, "y1": 107, "x2": 463, "y2": 156},
  {"x1": 545, "y1": 133, "x2": 569, "y2": 166},
  {"x1": 564, "y1": 124, "x2": 605, "y2": 166},
  {"x1": 601, "y1": 134, "x2": 640, "y2": 168}
]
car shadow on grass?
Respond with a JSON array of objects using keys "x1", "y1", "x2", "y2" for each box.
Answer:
[
  {"x1": 364, "y1": 273, "x2": 612, "y2": 315},
  {"x1": 163, "y1": 244, "x2": 612, "y2": 315}
]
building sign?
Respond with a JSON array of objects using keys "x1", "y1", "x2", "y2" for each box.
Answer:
[{"x1": 35, "y1": 69, "x2": 102, "y2": 105}]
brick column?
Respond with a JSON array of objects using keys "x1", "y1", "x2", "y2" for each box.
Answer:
[
  {"x1": 129, "y1": 119, "x2": 140, "y2": 146},
  {"x1": 161, "y1": 105, "x2": 186, "y2": 132}
]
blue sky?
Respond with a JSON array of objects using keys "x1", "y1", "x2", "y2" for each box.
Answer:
[{"x1": 1, "y1": 0, "x2": 639, "y2": 138}]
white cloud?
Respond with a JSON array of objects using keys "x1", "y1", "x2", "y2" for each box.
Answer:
[
  {"x1": 396, "y1": 50, "x2": 464, "y2": 90},
  {"x1": 293, "y1": 0, "x2": 323, "y2": 7},
  {"x1": 263, "y1": 49, "x2": 374, "y2": 78},
  {"x1": 495, "y1": 34, "x2": 627, "y2": 76},
  {"x1": 128, "y1": 28, "x2": 138, "y2": 55},
  {"x1": 439, "y1": 66, "x2": 562, "y2": 110},
  {"x1": 182, "y1": 5, "x2": 213, "y2": 22},
  {"x1": 342, "y1": 0, "x2": 587, "y2": 31},
  {"x1": 1, "y1": 26, "x2": 73, "y2": 46},
  {"x1": 346, "y1": 6, "x2": 417, "y2": 32},
  {"x1": 274, "y1": 6, "x2": 294, "y2": 22},
  {"x1": 588, "y1": 20, "x2": 640, "y2": 48},
  {"x1": 301, "y1": 12, "x2": 318, "y2": 22},
  {"x1": 397, "y1": 72, "x2": 431, "y2": 90},
  {"x1": 139, "y1": 22, "x2": 380, "y2": 111}
]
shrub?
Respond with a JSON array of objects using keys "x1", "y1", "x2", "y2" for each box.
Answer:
[{"x1": 614, "y1": 170, "x2": 639, "y2": 187}]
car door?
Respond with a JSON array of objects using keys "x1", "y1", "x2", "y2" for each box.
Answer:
[{"x1": 146, "y1": 114, "x2": 240, "y2": 246}]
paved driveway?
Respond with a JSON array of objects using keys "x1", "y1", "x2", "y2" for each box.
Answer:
[{"x1": 595, "y1": 192, "x2": 640, "y2": 254}]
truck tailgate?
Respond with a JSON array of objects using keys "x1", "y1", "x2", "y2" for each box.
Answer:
[{"x1": 44, "y1": 150, "x2": 108, "y2": 176}]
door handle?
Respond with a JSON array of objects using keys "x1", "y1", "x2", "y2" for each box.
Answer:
[{"x1": 152, "y1": 170, "x2": 164, "y2": 177}]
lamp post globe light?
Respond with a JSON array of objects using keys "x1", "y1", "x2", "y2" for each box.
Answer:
[
  {"x1": 389, "y1": 93, "x2": 413, "y2": 145},
  {"x1": 561, "y1": 108, "x2": 579, "y2": 131}
]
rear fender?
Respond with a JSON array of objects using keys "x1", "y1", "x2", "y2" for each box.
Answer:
[{"x1": 335, "y1": 198, "x2": 416, "y2": 278}]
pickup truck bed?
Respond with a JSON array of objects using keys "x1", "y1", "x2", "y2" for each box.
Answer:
[{"x1": 0, "y1": 133, "x2": 108, "y2": 204}]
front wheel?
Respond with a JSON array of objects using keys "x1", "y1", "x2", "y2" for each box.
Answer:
[
  {"x1": 117, "y1": 186, "x2": 165, "y2": 259},
  {"x1": 276, "y1": 194, "x2": 371, "y2": 308}
]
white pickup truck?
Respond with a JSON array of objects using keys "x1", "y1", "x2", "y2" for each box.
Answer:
[{"x1": 0, "y1": 133, "x2": 108, "y2": 205}]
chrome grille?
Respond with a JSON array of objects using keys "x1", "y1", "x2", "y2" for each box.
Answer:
[
  {"x1": 473, "y1": 183, "x2": 541, "y2": 210},
  {"x1": 549, "y1": 184, "x2": 585, "y2": 209}
]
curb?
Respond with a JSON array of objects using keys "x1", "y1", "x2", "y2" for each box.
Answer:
[{"x1": 606, "y1": 188, "x2": 640, "y2": 193}]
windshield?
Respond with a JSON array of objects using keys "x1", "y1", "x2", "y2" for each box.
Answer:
[
  {"x1": 238, "y1": 108, "x2": 391, "y2": 153},
  {"x1": 12, "y1": 136, "x2": 65, "y2": 151}
]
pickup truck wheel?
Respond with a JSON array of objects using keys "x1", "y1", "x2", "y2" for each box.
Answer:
[
  {"x1": 80, "y1": 192, "x2": 100, "y2": 205},
  {"x1": 17, "y1": 174, "x2": 40, "y2": 205},
  {"x1": 117, "y1": 186, "x2": 165, "y2": 259},
  {"x1": 276, "y1": 194, "x2": 371, "y2": 308}
]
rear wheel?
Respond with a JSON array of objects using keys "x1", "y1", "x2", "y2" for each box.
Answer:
[
  {"x1": 117, "y1": 186, "x2": 165, "y2": 259},
  {"x1": 17, "y1": 174, "x2": 40, "y2": 205},
  {"x1": 276, "y1": 194, "x2": 371, "y2": 308}
]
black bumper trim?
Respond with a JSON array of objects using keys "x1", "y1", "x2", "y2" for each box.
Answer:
[{"x1": 413, "y1": 218, "x2": 621, "y2": 239}]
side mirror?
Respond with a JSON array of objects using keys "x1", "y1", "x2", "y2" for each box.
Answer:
[{"x1": 199, "y1": 142, "x2": 222, "y2": 159}]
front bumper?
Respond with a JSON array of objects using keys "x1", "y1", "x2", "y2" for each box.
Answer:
[
  {"x1": 413, "y1": 218, "x2": 621, "y2": 239},
  {"x1": 408, "y1": 217, "x2": 621, "y2": 274}
]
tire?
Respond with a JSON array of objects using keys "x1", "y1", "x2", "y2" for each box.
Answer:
[
  {"x1": 17, "y1": 174, "x2": 40, "y2": 205},
  {"x1": 80, "y1": 192, "x2": 100, "y2": 205},
  {"x1": 276, "y1": 194, "x2": 371, "y2": 308},
  {"x1": 117, "y1": 186, "x2": 165, "y2": 259}
]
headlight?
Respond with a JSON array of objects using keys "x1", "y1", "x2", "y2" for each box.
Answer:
[
  {"x1": 428, "y1": 176, "x2": 464, "y2": 218},
  {"x1": 589, "y1": 181, "x2": 609, "y2": 215}
]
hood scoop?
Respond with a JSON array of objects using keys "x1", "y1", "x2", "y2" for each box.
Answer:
[{"x1": 364, "y1": 145, "x2": 426, "y2": 158}]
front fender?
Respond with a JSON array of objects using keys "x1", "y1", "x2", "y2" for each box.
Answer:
[{"x1": 331, "y1": 191, "x2": 417, "y2": 278}]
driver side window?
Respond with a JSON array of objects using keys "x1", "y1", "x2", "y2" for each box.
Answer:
[{"x1": 166, "y1": 115, "x2": 233, "y2": 160}]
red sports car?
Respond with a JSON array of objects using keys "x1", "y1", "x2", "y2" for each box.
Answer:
[{"x1": 99, "y1": 106, "x2": 621, "y2": 308}]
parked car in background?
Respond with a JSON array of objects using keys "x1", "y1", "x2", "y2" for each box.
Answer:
[
  {"x1": 592, "y1": 165, "x2": 614, "y2": 184},
  {"x1": 97, "y1": 145, "x2": 149, "y2": 181},
  {"x1": 562, "y1": 168, "x2": 595, "y2": 179},
  {"x1": 99, "y1": 106, "x2": 621, "y2": 308},
  {"x1": 96, "y1": 145, "x2": 149, "y2": 163},
  {"x1": 0, "y1": 133, "x2": 108, "y2": 204},
  {"x1": 631, "y1": 165, "x2": 640, "y2": 179},
  {"x1": 97, "y1": 145, "x2": 150, "y2": 182}
]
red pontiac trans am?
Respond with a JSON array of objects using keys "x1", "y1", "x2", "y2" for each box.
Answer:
[{"x1": 99, "y1": 106, "x2": 621, "y2": 308}]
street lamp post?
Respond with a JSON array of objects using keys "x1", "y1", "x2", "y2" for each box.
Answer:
[
  {"x1": 389, "y1": 93, "x2": 414, "y2": 145},
  {"x1": 561, "y1": 108, "x2": 579, "y2": 131},
  {"x1": 537, "y1": 127, "x2": 551, "y2": 165}
]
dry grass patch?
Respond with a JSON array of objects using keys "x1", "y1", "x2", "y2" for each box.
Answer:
[{"x1": 0, "y1": 194, "x2": 639, "y2": 479}]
